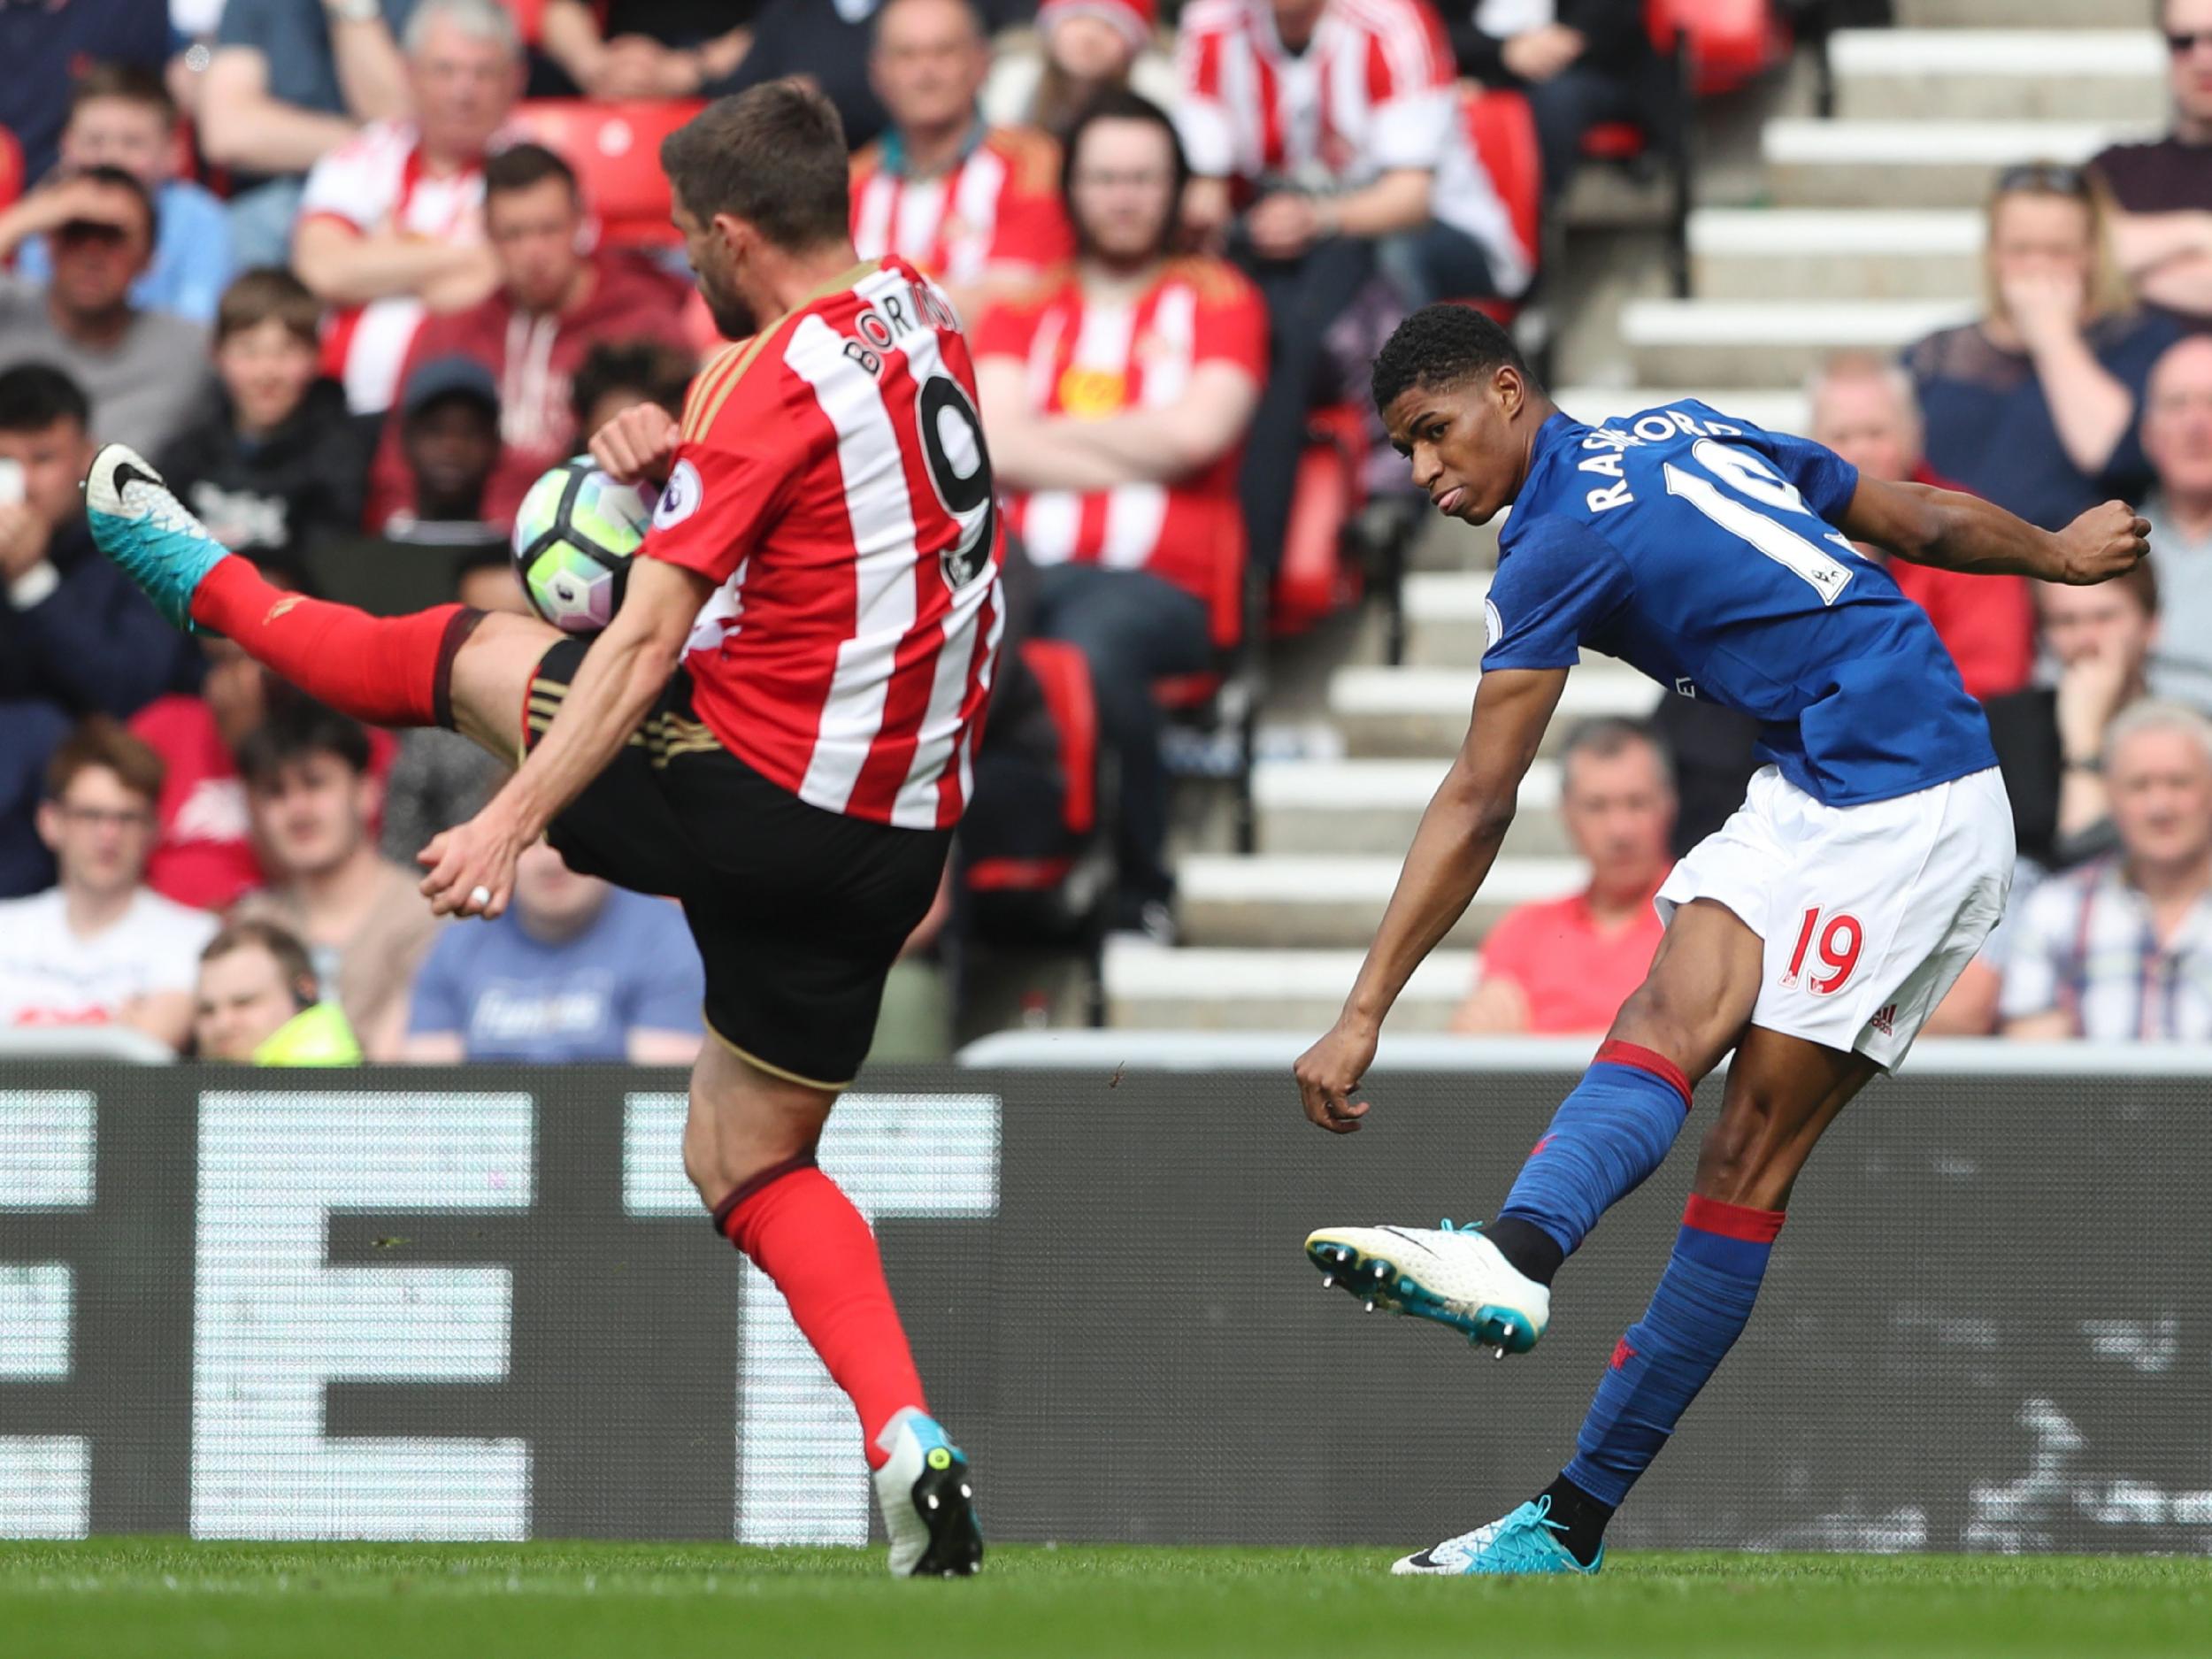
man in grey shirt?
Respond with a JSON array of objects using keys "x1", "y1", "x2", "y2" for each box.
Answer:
[
  {"x1": 0, "y1": 167, "x2": 211, "y2": 457},
  {"x1": 2141, "y1": 334, "x2": 2212, "y2": 710}
]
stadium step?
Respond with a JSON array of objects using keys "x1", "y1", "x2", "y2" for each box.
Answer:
[
  {"x1": 1898, "y1": 0, "x2": 2134, "y2": 26},
  {"x1": 1762, "y1": 118, "x2": 2151, "y2": 209},
  {"x1": 1330, "y1": 664, "x2": 1663, "y2": 758},
  {"x1": 1407, "y1": 509, "x2": 1502, "y2": 572},
  {"x1": 1620, "y1": 298, "x2": 1974, "y2": 388},
  {"x1": 1402, "y1": 569, "x2": 1493, "y2": 669},
  {"x1": 1102, "y1": 938, "x2": 1476, "y2": 1031},
  {"x1": 1689, "y1": 210, "x2": 1982, "y2": 303},
  {"x1": 1176, "y1": 854, "x2": 1587, "y2": 949},
  {"x1": 1831, "y1": 30, "x2": 2163, "y2": 123},
  {"x1": 1255, "y1": 755, "x2": 1572, "y2": 856}
]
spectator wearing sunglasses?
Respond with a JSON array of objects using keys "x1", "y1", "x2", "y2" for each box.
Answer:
[
  {"x1": 1902, "y1": 161, "x2": 2177, "y2": 533},
  {"x1": 2091, "y1": 1, "x2": 2212, "y2": 332}
]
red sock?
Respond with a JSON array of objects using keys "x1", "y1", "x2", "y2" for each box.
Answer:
[
  {"x1": 188, "y1": 556, "x2": 473, "y2": 729},
  {"x1": 716, "y1": 1159, "x2": 928, "y2": 1469}
]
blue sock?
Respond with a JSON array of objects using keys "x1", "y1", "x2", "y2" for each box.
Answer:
[
  {"x1": 1496, "y1": 1041, "x2": 1692, "y2": 1261},
  {"x1": 1562, "y1": 1195, "x2": 1785, "y2": 1506}
]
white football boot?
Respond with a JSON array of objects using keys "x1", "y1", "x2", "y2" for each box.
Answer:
[
  {"x1": 872, "y1": 1408, "x2": 983, "y2": 1577},
  {"x1": 1303, "y1": 1220, "x2": 1549, "y2": 1356}
]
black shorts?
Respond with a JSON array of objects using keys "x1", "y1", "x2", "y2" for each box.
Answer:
[{"x1": 525, "y1": 638, "x2": 951, "y2": 1088}]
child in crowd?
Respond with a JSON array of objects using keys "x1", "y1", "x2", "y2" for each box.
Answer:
[{"x1": 155, "y1": 269, "x2": 370, "y2": 558}]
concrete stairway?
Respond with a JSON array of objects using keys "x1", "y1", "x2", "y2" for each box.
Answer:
[{"x1": 1111, "y1": 6, "x2": 2144, "y2": 1033}]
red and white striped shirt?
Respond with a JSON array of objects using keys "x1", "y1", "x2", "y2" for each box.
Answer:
[
  {"x1": 974, "y1": 257, "x2": 1266, "y2": 606},
  {"x1": 849, "y1": 127, "x2": 1076, "y2": 293},
  {"x1": 1175, "y1": 0, "x2": 1531, "y2": 296},
  {"x1": 643, "y1": 257, "x2": 1005, "y2": 831},
  {"x1": 297, "y1": 120, "x2": 494, "y2": 414}
]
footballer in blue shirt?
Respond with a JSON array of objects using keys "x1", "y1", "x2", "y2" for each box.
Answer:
[{"x1": 1294, "y1": 305, "x2": 2150, "y2": 1578}]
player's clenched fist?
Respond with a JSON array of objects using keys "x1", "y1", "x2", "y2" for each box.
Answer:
[
  {"x1": 1295, "y1": 1018, "x2": 1379, "y2": 1134},
  {"x1": 589, "y1": 403, "x2": 681, "y2": 487},
  {"x1": 2053, "y1": 500, "x2": 2152, "y2": 586}
]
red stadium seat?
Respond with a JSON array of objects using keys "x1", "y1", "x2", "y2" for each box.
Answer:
[
  {"x1": 1580, "y1": 121, "x2": 1646, "y2": 163},
  {"x1": 0, "y1": 126, "x2": 21, "y2": 213},
  {"x1": 1151, "y1": 512, "x2": 1247, "y2": 711},
  {"x1": 966, "y1": 639, "x2": 1098, "y2": 895},
  {"x1": 1670, "y1": 0, "x2": 1791, "y2": 98},
  {"x1": 1272, "y1": 403, "x2": 1369, "y2": 637},
  {"x1": 509, "y1": 99, "x2": 706, "y2": 247},
  {"x1": 1458, "y1": 87, "x2": 1542, "y2": 311}
]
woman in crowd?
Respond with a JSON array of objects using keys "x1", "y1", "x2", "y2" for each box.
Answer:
[{"x1": 1905, "y1": 161, "x2": 2178, "y2": 531}]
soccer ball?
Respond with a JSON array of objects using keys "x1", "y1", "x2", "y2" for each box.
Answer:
[{"x1": 511, "y1": 457, "x2": 652, "y2": 634}]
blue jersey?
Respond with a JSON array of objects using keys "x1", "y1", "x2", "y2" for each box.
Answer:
[{"x1": 1489, "y1": 403, "x2": 1998, "y2": 807}]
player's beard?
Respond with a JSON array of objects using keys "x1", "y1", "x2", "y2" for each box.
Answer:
[{"x1": 697, "y1": 265, "x2": 758, "y2": 342}]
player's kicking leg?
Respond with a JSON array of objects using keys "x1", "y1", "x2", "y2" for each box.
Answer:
[
  {"x1": 85, "y1": 444, "x2": 554, "y2": 764},
  {"x1": 1393, "y1": 1024, "x2": 1876, "y2": 1576},
  {"x1": 87, "y1": 445, "x2": 983, "y2": 1576},
  {"x1": 1343, "y1": 766, "x2": 2009, "y2": 1575}
]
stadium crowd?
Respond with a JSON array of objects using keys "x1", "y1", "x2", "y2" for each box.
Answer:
[{"x1": 3, "y1": 0, "x2": 2212, "y2": 1056}]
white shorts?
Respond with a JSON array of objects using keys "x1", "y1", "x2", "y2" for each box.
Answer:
[{"x1": 1656, "y1": 764, "x2": 2014, "y2": 1070}]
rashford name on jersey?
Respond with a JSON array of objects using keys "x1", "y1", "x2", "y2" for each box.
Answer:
[{"x1": 1487, "y1": 401, "x2": 2000, "y2": 810}]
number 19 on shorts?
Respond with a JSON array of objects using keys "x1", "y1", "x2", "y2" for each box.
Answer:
[{"x1": 1782, "y1": 908, "x2": 1863, "y2": 995}]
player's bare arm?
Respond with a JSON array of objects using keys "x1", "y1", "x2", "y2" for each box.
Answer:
[
  {"x1": 418, "y1": 556, "x2": 711, "y2": 919},
  {"x1": 1294, "y1": 665, "x2": 1568, "y2": 1134},
  {"x1": 1840, "y1": 477, "x2": 2149, "y2": 585}
]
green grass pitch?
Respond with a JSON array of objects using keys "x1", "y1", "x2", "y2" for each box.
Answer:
[{"x1": 6, "y1": 1542, "x2": 2211, "y2": 1658}]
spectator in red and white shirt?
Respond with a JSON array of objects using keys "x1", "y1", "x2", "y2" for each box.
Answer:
[
  {"x1": 851, "y1": 0, "x2": 1077, "y2": 329},
  {"x1": 291, "y1": 0, "x2": 525, "y2": 415},
  {"x1": 0, "y1": 717, "x2": 217, "y2": 1051},
  {"x1": 976, "y1": 92, "x2": 1265, "y2": 934},
  {"x1": 1174, "y1": 0, "x2": 1529, "y2": 578},
  {"x1": 1453, "y1": 718, "x2": 1671, "y2": 1034},
  {"x1": 365, "y1": 142, "x2": 695, "y2": 534}
]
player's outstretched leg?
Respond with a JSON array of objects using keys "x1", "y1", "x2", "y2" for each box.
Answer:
[
  {"x1": 84, "y1": 444, "x2": 551, "y2": 757},
  {"x1": 690, "y1": 1038, "x2": 982, "y2": 1577},
  {"x1": 1397, "y1": 1025, "x2": 1877, "y2": 1576},
  {"x1": 1306, "y1": 902, "x2": 1762, "y2": 1356}
]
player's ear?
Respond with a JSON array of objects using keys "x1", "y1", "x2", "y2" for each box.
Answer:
[{"x1": 1494, "y1": 362, "x2": 1525, "y2": 419}]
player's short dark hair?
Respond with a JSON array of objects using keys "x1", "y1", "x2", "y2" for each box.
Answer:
[
  {"x1": 201, "y1": 918, "x2": 320, "y2": 1004},
  {"x1": 236, "y1": 702, "x2": 373, "y2": 788},
  {"x1": 216, "y1": 266, "x2": 323, "y2": 347},
  {"x1": 660, "y1": 82, "x2": 849, "y2": 251},
  {"x1": 1370, "y1": 303, "x2": 1533, "y2": 413},
  {"x1": 70, "y1": 61, "x2": 178, "y2": 127},
  {"x1": 1559, "y1": 718, "x2": 1672, "y2": 792},
  {"x1": 1062, "y1": 88, "x2": 1187, "y2": 258},
  {"x1": 0, "y1": 364, "x2": 91, "y2": 434},
  {"x1": 45, "y1": 716, "x2": 165, "y2": 804},
  {"x1": 483, "y1": 141, "x2": 578, "y2": 203},
  {"x1": 570, "y1": 337, "x2": 695, "y2": 426}
]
